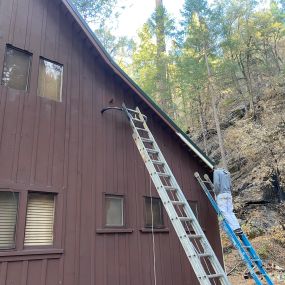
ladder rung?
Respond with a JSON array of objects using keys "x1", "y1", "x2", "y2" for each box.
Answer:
[
  {"x1": 188, "y1": 234, "x2": 203, "y2": 239},
  {"x1": 141, "y1": 138, "x2": 153, "y2": 143},
  {"x1": 151, "y1": 160, "x2": 164, "y2": 166},
  {"x1": 201, "y1": 180, "x2": 212, "y2": 184},
  {"x1": 127, "y1": 108, "x2": 139, "y2": 114},
  {"x1": 164, "y1": 186, "x2": 177, "y2": 192},
  {"x1": 136, "y1": 127, "x2": 148, "y2": 132},
  {"x1": 171, "y1": 201, "x2": 185, "y2": 206},
  {"x1": 207, "y1": 273, "x2": 223, "y2": 279},
  {"x1": 146, "y1": 148, "x2": 159, "y2": 154},
  {"x1": 157, "y1": 172, "x2": 170, "y2": 177},
  {"x1": 132, "y1": 118, "x2": 143, "y2": 122},
  {"x1": 179, "y1": 217, "x2": 193, "y2": 222},
  {"x1": 198, "y1": 253, "x2": 212, "y2": 258}
]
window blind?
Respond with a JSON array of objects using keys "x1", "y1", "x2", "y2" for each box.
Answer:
[
  {"x1": 24, "y1": 193, "x2": 55, "y2": 246},
  {"x1": 0, "y1": 191, "x2": 18, "y2": 249}
]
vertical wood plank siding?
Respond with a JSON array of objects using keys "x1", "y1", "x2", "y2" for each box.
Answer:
[{"x1": 0, "y1": 0, "x2": 223, "y2": 284}]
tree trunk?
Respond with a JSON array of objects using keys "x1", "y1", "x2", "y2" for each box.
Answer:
[
  {"x1": 181, "y1": 90, "x2": 192, "y2": 131},
  {"x1": 197, "y1": 93, "x2": 208, "y2": 155},
  {"x1": 232, "y1": 71, "x2": 248, "y2": 112},
  {"x1": 204, "y1": 52, "x2": 228, "y2": 169},
  {"x1": 237, "y1": 53, "x2": 256, "y2": 119},
  {"x1": 155, "y1": 0, "x2": 173, "y2": 117}
]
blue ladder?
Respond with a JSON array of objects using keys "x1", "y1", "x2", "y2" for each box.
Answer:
[{"x1": 194, "y1": 172, "x2": 274, "y2": 285}]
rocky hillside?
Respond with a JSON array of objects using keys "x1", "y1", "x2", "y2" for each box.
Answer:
[{"x1": 190, "y1": 87, "x2": 285, "y2": 283}]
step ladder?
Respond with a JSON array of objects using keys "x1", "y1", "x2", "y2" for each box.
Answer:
[
  {"x1": 194, "y1": 172, "x2": 274, "y2": 285},
  {"x1": 122, "y1": 105, "x2": 231, "y2": 285}
]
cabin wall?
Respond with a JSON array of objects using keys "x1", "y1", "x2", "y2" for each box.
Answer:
[{"x1": 0, "y1": 0, "x2": 222, "y2": 284}]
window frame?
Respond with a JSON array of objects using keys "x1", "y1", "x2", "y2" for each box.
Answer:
[
  {"x1": 104, "y1": 193, "x2": 125, "y2": 228},
  {"x1": 0, "y1": 187, "x2": 59, "y2": 253},
  {"x1": 0, "y1": 189, "x2": 19, "y2": 250},
  {"x1": 144, "y1": 196, "x2": 164, "y2": 229},
  {"x1": 37, "y1": 57, "x2": 63, "y2": 102},
  {"x1": 1, "y1": 44, "x2": 32, "y2": 92}
]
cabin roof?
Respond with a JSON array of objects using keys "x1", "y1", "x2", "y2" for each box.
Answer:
[{"x1": 60, "y1": 0, "x2": 215, "y2": 169}]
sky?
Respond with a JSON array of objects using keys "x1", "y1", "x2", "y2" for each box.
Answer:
[
  {"x1": 114, "y1": 0, "x2": 271, "y2": 38},
  {"x1": 115, "y1": 0, "x2": 184, "y2": 38}
]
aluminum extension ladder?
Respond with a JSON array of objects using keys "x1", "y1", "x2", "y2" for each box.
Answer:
[
  {"x1": 194, "y1": 172, "x2": 274, "y2": 285},
  {"x1": 122, "y1": 105, "x2": 231, "y2": 285}
]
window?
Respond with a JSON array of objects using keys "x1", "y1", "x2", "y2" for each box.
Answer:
[
  {"x1": 105, "y1": 195, "x2": 124, "y2": 227},
  {"x1": 145, "y1": 197, "x2": 164, "y2": 228},
  {"x1": 24, "y1": 193, "x2": 55, "y2": 247},
  {"x1": 0, "y1": 191, "x2": 19, "y2": 249},
  {"x1": 38, "y1": 58, "x2": 63, "y2": 102},
  {"x1": 1, "y1": 45, "x2": 31, "y2": 91}
]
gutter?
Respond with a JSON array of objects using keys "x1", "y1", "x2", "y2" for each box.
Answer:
[{"x1": 176, "y1": 133, "x2": 214, "y2": 169}]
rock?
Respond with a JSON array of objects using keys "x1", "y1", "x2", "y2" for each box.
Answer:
[
  {"x1": 228, "y1": 157, "x2": 248, "y2": 174},
  {"x1": 227, "y1": 106, "x2": 247, "y2": 123},
  {"x1": 235, "y1": 185, "x2": 265, "y2": 203},
  {"x1": 220, "y1": 120, "x2": 234, "y2": 130},
  {"x1": 236, "y1": 182, "x2": 252, "y2": 192},
  {"x1": 240, "y1": 205, "x2": 283, "y2": 235},
  {"x1": 206, "y1": 129, "x2": 217, "y2": 139}
]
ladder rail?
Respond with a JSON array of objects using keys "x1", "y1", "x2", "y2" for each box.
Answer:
[
  {"x1": 195, "y1": 172, "x2": 274, "y2": 285},
  {"x1": 124, "y1": 105, "x2": 231, "y2": 285},
  {"x1": 131, "y1": 114, "x2": 213, "y2": 284},
  {"x1": 202, "y1": 174, "x2": 274, "y2": 285},
  {"x1": 135, "y1": 109, "x2": 230, "y2": 284}
]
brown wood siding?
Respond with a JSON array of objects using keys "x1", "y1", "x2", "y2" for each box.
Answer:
[{"x1": 0, "y1": 0, "x2": 223, "y2": 284}]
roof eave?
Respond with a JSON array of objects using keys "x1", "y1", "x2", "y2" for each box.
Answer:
[{"x1": 61, "y1": 0, "x2": 215, "y2": 170}]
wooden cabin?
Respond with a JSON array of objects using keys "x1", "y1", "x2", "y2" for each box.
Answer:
[{"x1": 0, "y1": 0, "x2": 223, "y2": 284}]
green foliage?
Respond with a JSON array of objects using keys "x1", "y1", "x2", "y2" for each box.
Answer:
[
  {"x1": 72, "y1": 0, "x2": 132, "y2": 60},
  {"x1": 73, "y1": 0, "x2": 285, "y2": 150},
  {"x1": 257, "y1": 244, "x2": 271, "y2": 259},
  {"x1": 132, "y1": 24, "x2": 158, "y2": 97},
  {"x1": 243, "y1": 223, "x2": 265, "y2": 239},
  {"x1": 130, "y1": 4, "x2": 176, "y2": 116},
  {"x1": 72, "y1": 0, "x2": 119, "y2": 27}
]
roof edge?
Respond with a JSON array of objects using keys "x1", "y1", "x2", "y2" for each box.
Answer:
[{"x1": 62, "y1": 0, "x2": 215, "y2": 169}]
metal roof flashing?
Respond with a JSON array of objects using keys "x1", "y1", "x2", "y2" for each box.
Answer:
[
  {"x1": 61, "y1": 0, "x2": 215, "y2": 170},
  {"x1": 176, "y1": 133, "x2": 214, "y2": 169}
]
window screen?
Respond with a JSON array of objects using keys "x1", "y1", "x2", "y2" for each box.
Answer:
[
  {"x1": 105, "y1": 195, "x2": 124, "y2": 227},
  {"x1": 38, "y1": 58, "x2": 63, "y2": 102},
  {"x1": 1, "y1": 45, "x2": 31, "y2": 91},
  {"x1": 145, "y1": 197, "x2": 164, "y2": 228},
  {"x1": 0, "y1": 191, "x2": 19, "y2": 249},
  {"x1": 24, "y1": 193, "x2": 55, "y2": 246}
]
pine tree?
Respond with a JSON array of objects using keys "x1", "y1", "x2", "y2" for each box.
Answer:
[{"x1": 181, "y1": 0, "x2": 228, "y2": 168}]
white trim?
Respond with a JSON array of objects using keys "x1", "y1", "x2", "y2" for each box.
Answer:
[{"x1": 176, "y1": 132, "x2": 214, "y2": 169}]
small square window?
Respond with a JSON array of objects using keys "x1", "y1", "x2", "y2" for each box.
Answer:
[
  {"x1": 38, "y1": 58, "x2": 63, "y2": 102},
  {"x1": 105, "y1": 195, "x2": 124, "y2": 227},
  {"x1": 1, "y1": 45, "x2": 32, "y2": 91},
  {"x1": 24, "y1": 193, "x2": 55, "y2": 247},
  {"x1": 145, "y1": 197, "x2": 164, "y2": 228},
  {"x1": 0, "y1": 191, "x2": 19, "y2": 249}
]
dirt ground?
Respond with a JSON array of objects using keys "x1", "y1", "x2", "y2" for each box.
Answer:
[
  {"x1": 223, "y1": 232, "x2": 285, "y2": 285},
  {"x1": 229, "y1": 275, "x2": 285, "y2": 285}
]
